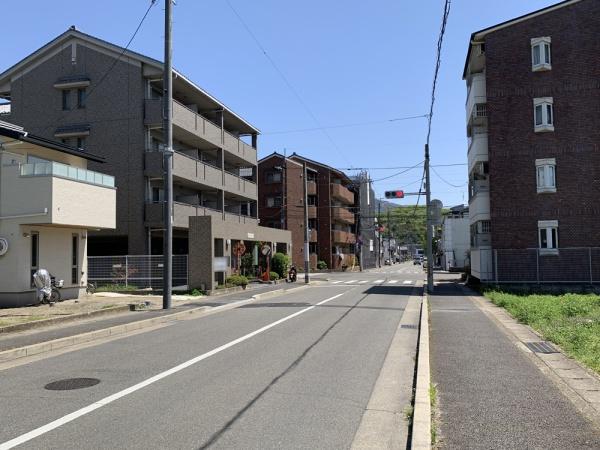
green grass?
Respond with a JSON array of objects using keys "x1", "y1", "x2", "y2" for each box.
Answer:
[
  {"x1": 429, "y1": 383, "x2": 438, "y2": 444},
  {"x1": 485, "y1": 290, "x2": 600, "y2": 374},
  {"x1": 95, "y1": 284, "x2": 139, "y2": 293}
]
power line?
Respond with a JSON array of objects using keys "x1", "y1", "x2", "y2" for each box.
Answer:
[
  {"x1": 431, "y1": 165, "x2": 467, "y2": 188},
  {"x1": 263, "y1": 114, "x2": 429, "y2": 135},
  {"x1": 426, "y1": 0, "x2": 451, "y2": 147},
  {"x1": 371, "y1": 161, "x2": 424, "y2": 183},
  {"x1": 224, "y1": 0, "x2": 350, "y2": 165},
  {"x1": 340, "y1": 162, "x2": 467, "y2": 171}
]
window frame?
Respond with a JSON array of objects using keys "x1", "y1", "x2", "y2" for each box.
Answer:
[
  {"x1": 538, "y1": 220, "x2": 558, "y2": 255},
  {"x1": 77, "y1": 88, "x2": 86, "y2": 109},
  {"x1": 266, "y1": 196, "x2": 282, "y2": 208},
  {"x1": 535, "y1": 158, "x2": 557, "y2": 193},
  {"x1": 62, "y1": 90, "x2": 71, "y2": 111},
  {"x1": 71, "y1": 234, "x2": 79, "y2": 285},
  {"x1": 533, "y1": 97, "x2": 554, "y2": 132},
  {"x1": 30, "y1": 231, "x2": 39, "y2": 287},
  {"x1": 531, "y1": 37, "x2": 552, "y2": 72}
]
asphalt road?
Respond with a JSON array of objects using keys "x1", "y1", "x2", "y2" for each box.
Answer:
[{"x1": 0, "y1": 263, "x2": 421, "y2": 449}]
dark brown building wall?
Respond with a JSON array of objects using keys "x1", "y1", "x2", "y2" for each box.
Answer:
[
  {"x1": 485, "y1": 0, "x2": 600, "y2": 250},
  {"x1": 257, "y1": 156, "x2": 305, "y2": 268}
]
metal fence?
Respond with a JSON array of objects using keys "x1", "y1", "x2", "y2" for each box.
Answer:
[
  {"x1": 88, "y1": 255, "x2": 188, "y2": 289},
  {"x1": 483, "y1": 247, "x2": 600, "y2": 284}
]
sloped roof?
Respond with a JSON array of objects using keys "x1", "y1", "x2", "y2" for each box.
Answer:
[{"x1": 0, "y1": 27, "x2": 259, "y2": 134}]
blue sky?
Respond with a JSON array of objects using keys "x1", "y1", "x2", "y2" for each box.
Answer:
[{"x1": 3, "y1": 0, "x2": 559, "y2": 206}]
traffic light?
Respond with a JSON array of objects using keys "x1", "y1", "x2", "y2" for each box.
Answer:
[{"x1": 384, "y1": 190, "x2": 404, "y2": 199}]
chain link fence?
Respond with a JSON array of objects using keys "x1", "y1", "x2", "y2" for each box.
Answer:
[
  {"x1": 490, "y1": 247, "x2": 600, "y2": 283},
  {"x1": 88, "y1": 255, "x2": 188, "y2": 290}
]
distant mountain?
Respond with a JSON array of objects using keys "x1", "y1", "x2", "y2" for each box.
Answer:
[{"x1": 375, "y1": 199, "x2": 403, "y2": 213}]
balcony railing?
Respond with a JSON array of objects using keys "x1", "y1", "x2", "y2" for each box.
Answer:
[
  {"x1": 331, "y1": 183, "x2": 354, "y2": 204},
  {"x1": 332, "y1": 207, "x2": 355, "y2": 224},
  {"x1": 20, "y1": 162, "x2": 115, "y2": 188},
  {"x1": 332, "y1": 230, "x2": 355, "y2": 244}
]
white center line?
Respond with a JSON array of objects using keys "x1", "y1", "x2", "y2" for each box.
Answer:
[
  {"x1": 344, "y1": 280, "x2": 357, "y2": 284},
  {"x1": 331, "y1": 281, "x2": 343, "y2": 284},
  {"x1": 403, "y1": 280, "x2": 413, "y2": 285},
  {"x1": 358, "y1": 280, "x2": 368, "y2": 284},
  {"x1": 387, "y1": 280, "x2": 398, "y2": 284},
  {"x1": 374, "y1": 279, "x2": 384, "y2": 284},
  {"x1": 0, "y1": 292, "x2": 347, "y2": 450}
]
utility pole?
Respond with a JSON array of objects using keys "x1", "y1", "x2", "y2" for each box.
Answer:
[
  {"x1": 387, "y1": 208, "x2": 391, "y2": 264},
  {"x1": 425, "y1": 144, "x2": 434, "y2": 292},
  {"x1": 162, "y1": 0, "x2": 173, "y2": 309},
  {"x1": 302, "y1": 162, "x2": 309, "y2": 283},
  {"x1": 377, "y1": 200, "x2": 382, "y2": 268}
]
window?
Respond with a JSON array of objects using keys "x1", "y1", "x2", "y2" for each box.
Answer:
[
  {"x1": 308, "y1": 218, "x2": 318, "y2": 231},
  {"x1": 538, "y1": 220, "x2": 558, "y2": 254},
  {"x1": 531, "y1": 37, "x2": 551, "y2": 71},
  {"x1": 77, "y1": 88, "x2": 86, "y2": 109},
  {"x1": 62, "y1": 90, "x2": 71, "y2": 110},
  {"x1": 534, "y1": 98, "x2": 554, "y2": 132},
  {"x1": 152, "y1": 187, "x2": 164, "y2": 203},
  {"x1": 307, "y1": 195, "x2": 317, "y2": 206},
  {"x1": 480, "y1": 220, "x2": 491, "y2": 233},
  {"x1": 30, "y1": 232, "x2": 39, "y2": 287},
  {"x1": 309, "y1": 243, "x2": 318, "y2": 254},
  {"x1": 266, "y1": 196, "x2": 282, "y2": 208},
  {"x1": 76, "y1": 137, "x2": 86, "y2": 150},
  {"x1": 306, "y1": 171, "x2": 317, "y2": 182},
  {"x1": 265, "y1": 172, "x2": 282, "y2": 183},
  {"x1": 72, "y1": 235, "x2": 79, "y2": 285},
  {"x1": 535, "y1": 158, "x2": 556, "y2": 193}
]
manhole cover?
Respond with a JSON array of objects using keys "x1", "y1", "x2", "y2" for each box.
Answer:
[
  {"x1": 44, "y1": 378, "x2": 100, "y2": 391},
  {"x1": 525, "y1": 342, "x2": 558, "y2": 354},
  {"x1": 401, "y1": 324, "x2": 418, "y2": 329}
]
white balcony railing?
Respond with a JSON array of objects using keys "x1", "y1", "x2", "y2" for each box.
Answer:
[
  {"x1": 20, "y1": 162, "x2": 115, "y2": 188},
  {"x1": 466, "y1": 73, "x2": 486, "y2": 124}
]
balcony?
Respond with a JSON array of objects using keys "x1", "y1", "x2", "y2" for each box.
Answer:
[
  {"x1": 307, "y1": 181, "x2": 317, "y2": 196},
  {"x1": 1, "y1": 162, "x2": 116, "y2": 229},
  {"x1": 332, "y1": 230, "x2": 355, "y2": 244},
  {"x1": 307, "y1": 205, "x2": 317, "y2": 219},
  {"x1": 468, "y1": 190, "x2": 490, "y2": 225},
  {"x1": 331, "y1": 184, "x2": 354, "y2": 205},
  {"x1": 468, "y1": 132, "x2": 488, "y2": 174},
  {"x1": 466, "y1": 73, "x2": 487, "y2": 126},
  {"x1": 145, "y1": 151, "x2": 256, "y2": 200},
  {"x1": 309, "y1": 229, "x2": 318, "y2": 243},
  {"x1": 145, "y1": 202, "x2": 257, "y2": 229},
  {"x1": 332, "y1": 207, "x2": 355, "y2": 224},
  {"x1": 144, "y1": 99, "x2": 257, "y2": 165}
]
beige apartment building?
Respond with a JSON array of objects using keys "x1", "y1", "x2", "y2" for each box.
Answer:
[{"x1": 0, "y1": 120, "x2": 116, "y2": 306}]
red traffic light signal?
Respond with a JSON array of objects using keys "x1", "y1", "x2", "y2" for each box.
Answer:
[{"x1": 384, "y1": 190, "x2": 404, "y2": 199}]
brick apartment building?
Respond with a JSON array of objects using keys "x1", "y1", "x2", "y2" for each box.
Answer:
[
  {"x1": 258, "y1": 152, "x2": 360, "y2": 270},
  {"x1": 464, "y1": 0, "x2": 600, "y2": 283},
  {"x1": 0, "y1": 27, "x2": 290, "y2": 290}
]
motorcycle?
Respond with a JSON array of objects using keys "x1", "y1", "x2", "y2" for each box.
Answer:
[
  {"x1": 288, "y1": 266, "x2": 297, "y2": 283},
  {"x1": 33, "y1": 269, "x2": 63, "y2": 304}
]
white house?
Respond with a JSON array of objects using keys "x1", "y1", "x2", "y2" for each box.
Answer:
[
  {"x1": 0, "y1": 121, "x2": 116, "y2": 306},
  {"x1": 440, "y1": 205, "x2": 470, "y2": 272}
]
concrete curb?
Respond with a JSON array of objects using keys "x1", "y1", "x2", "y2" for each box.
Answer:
[
  {"x1": 0, "y1": 305, "x2": 131, "y2": 335},
  {"x1": 411, "y1": 290, "x2": 431, "y2": 449},
  {"x1": 0, "y1": 285, "x2": 309, "y2": 365}
]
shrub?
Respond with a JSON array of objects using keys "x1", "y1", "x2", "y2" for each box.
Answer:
[
  {"x1": 271, "y1": 252, "x2": 290, "y2": 279},
  {"x1": 241, "y1": 252, "x2": 254, "y2": 276},
  {"x1": 269, "y1": 271, "x2": 280, "y2": 281},
  {"x1": 226, "y1": 275, "x2": 249, "y2": 287},
  {"x1": 317, "y1": 260, "x2": 328, "y2": 270}
]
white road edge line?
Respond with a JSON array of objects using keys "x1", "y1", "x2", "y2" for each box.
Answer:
[
  {"x1": 0, "y1": 292, "x2": 347, "y2": 450},
  {"x1": 344, "y1": 280, "x2": 357, "y2": 284},
  {"x1": 402, "y1": 280, "x2": 413, "y2": 285},
  {"x1": 374, "y1": 280, "x2": 384, "y2": 284},
  {"x1": 387, "y1": 280, "x2": 398, "y2": 284}
]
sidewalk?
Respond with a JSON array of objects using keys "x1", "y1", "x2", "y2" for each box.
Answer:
[
  {"x1": 429, "y1": 281, "x2": 600, "y2": 449},
  {"x1": 0, "y1": 282, "x2": 301, "y2": 355}
]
